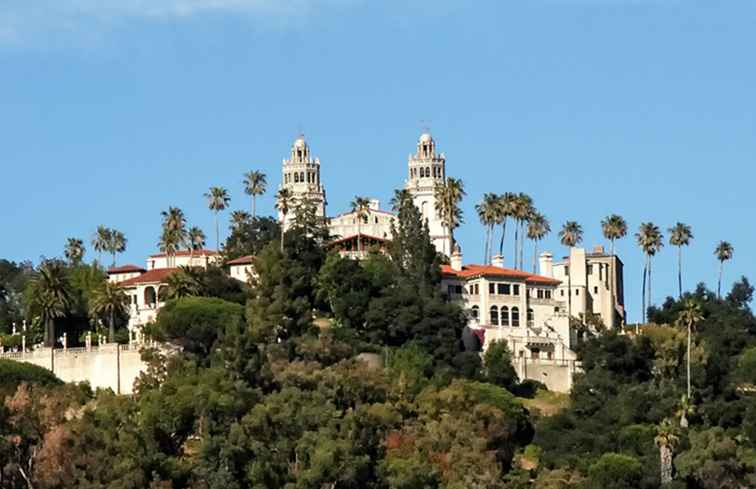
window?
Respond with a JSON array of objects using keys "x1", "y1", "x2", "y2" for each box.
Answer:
[
  {"x1": 560, "y1": 289, "x2": 565, "y2": 297},
  {"x1": 490, "y1": 306, "x2": 499, "y2": 326},
  {"x1": 532, "y1": 348, "x2": 540, "y2": 360},
  {"x1": 425, "y1": 166, "x2": 430, "y2": 177},
  {"x1": 587, "y1": 264, "x2": 593, "y2": 275},
  {"x1": 537, "y1": 289, "x2": 544, "y2": 299},
  {"x1": 497, "y1": 283, "x2": 510, "y2": 295},
  {"x1": 527, "y1": 308, "x2": 534, "y2": 326},
  {"x1": 511, "y1": 307, "x2": 520, "y2": 327},
  {"x1": 501, "y1": 306, "x2": 509, "y2": 326},
  {"x1": 294, "y1": 173, "x2": 299, "y2": 183},
  {"x1": 469, "y1": 283, "x2": 479, "y2": 295},
  {"x1": 471, "y1": 306, "x2": 479, "y2": 322},
  {"x1": 547, "y1": 351, "x2": 553, "y2": 360},
  {"x1": 489, "y1": 283, "x2": 496, "y2": 295},
  {"x1": 513, "y1": 284, "x2": 520, "y2": 296},
  {"x1": 575, "y1": 289, "x2": 580, "y2": 296},
  {"x1": 447, "y1": 285, "x2": 455, "y2": 296},
  {"x1": 545, "y1": 290, "x2": 552, "y2": 299},
  {"x1": 455, "y1": 285, "x2": 463, "y2": 294},
  {"x1": 594, "y1": 286, "x2": 598, "y2": 294}
]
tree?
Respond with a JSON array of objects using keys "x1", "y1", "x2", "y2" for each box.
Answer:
[
  {"x1": 635, "y1": 223, "x2": 664, "y2": 323},
  {"x1": 89, "y1": 280, "x2": 129, "y2": 343},
  {"x1": 350, "y1": 195, "x2": 371, "y2": 253},
  {"x1": 527, "y1": 211, "x2": 550, "y2": 273},
  {"x1": 276, "y1": 188, "x2": 293, "y2": 253},
  {"x1": 159, "y1": 207, "x2": 188, "y2": 267},
  {"x1": 390, "y1": 188, "x2": 412, "y2": 212},
  {"x1": 586, "y1": 453, "x2": 643, "y2": 489},
  {"x1": 677, "y1": 299, "x2": 704, "y2": 402},
  {"x1": 91, "y1": 225, "x2": 111, "y2": 265},
  {"x1": 434, "y1": 177, "x2": 465, "y2": 256},
  {"x1": 714, "y1": 240, "x2": 734, "y2": 299},
  {"x1": 243, "y1": 170, "x2": 267, "y2": 220},
  {"x1": 187, "y1": 226, "x2": 206, "y2": 262},
  {"x1": 30, "y1": 260, "x2": 73, "y2": 347},
  {"x1": 497, "y1": 192, "x2": 517, "y2": 261},
  {"x1": 512, "y1": 193, "x2": 533, "y2": 269},
  {"x1": 106, "y1": 228, "x2": 127, "y2": 267},
  {"x1": 484, "y1": 340, "x2": 519, "y2": 390},
  {"x1": 669, "y1": 222, "x2": 693, "y2": 298},
  {"x1": 476, "y1": 193, "x2": 499, "y2": 265},
  {"x1": 559, "y1": 221, "x2": 583, "y2": 319},
  {"x1": 601, "y1": 214, "x2": 628, "y2": 326},
  {"x1": 230, "y1": 210, "x2": 252, "y2": 230},
  {"x1": 204, "y1": 186, "x2": 231, "y2": 252},
  {"x1": 164, "y1": 266, "x2": 204, "y2": 300},
  {"x1": 654, "y1": 419, "x2": 679, "y2": 485},
  {"x1": 64, "y1": 238, "x2": 85, "y2": 265}
]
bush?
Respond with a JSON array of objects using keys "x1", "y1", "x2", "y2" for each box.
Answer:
[
  {"x1": 586, "y1": 453, "x2": 643, "y2": 489},
  {"x1": 0, "y1": 358, "x2": 62, "y2": 397},
  {"x1": 484, "y1": 340, "x2": 519, "y2": 391},
  {"x1": 513, "y1": 379, "x2": 546, "y2": 399}
]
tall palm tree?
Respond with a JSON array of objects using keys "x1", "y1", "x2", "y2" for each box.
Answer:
[
  {"x1": 475, "y1": 193, "x2": 499, "y2": 264},
  {"x1": 91, "y1": 225, "x2": 111, "y2": 265},
  {"x1": 434, "y1": 177, "x2": 466, "y2": 256},
  {"x1": 496, "y1": 192, "x2": 517, "y2": 260},
  {"x1": 714, "y1": 241, "x2": 734, "y2": 299},
  {"x1": 559, "y1": 221, "x2": 583, "y2": 319},
  {"x1": 512, "y1": 193, "x2": 533, "y2": 269},
  {"x1": 31, "y1": 260, "x2": 73, "y2": 347},
  {"x1": 187, "y1": 226, "x2": 206, "y2": 262},
  {"x1": 635, "y1": 222, "x2": 664, "y2": 323},
  {"x1": 64, "y1": 238, "x2": 85, "y2": 265},
  {"x1": 350, "y1": 196, "x2": 371, "y2": 253},
  {"x1": 669, "y1": 222, "x2": 693, "y2": 298},
  {"x1": 204, "y1": 186, "x2": 231, "y2": 252},
  {"x1": 527, "y1": 212, "x2": 551, "y2": 273},
  {"x1": 165, "y1": 266, "x2": 204, "y2": 300},
  {"x1": 655, "y1": 419, "x2": 679, "y2": 485},
  {"x1": 602, "y1": 214, "x2": 628, "y2": 327},
  {"x1": 390, "y1": 189, "x2": 412, "y2": 212},
  {"x1": 89, "y1": 281, "x2": 129, "y2": 343},
  {"x1": 677, "y1": 299, "x2": 704, "y2": 401},
  {"x1": 243, "y1": 170, "x2": 267, "y2": 220},
  {"x1": 106, "y1": 229, "x2": 127, "y2": 267},
  {"x1": 231, "y1": 210, "x2": 252, "y2": 229},
  {"x1": 276, "y1": 188, "x2": 293, "y2": 253},
  {"x1": 160, "y1": 207, "x2": 188, "y2": 267}
]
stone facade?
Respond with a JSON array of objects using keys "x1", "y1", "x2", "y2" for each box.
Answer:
[{"x1": 279, "y1": 135, "x2": 327, "y2": 230}]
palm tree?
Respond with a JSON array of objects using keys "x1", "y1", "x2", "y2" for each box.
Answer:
[
  {"x1": 496, "y1": 192, "x2": 516, "y2": 260},
  {"x1": 204, "y1": 186, "x2": 231, "y2": 252},
  {"x1": 350, "y1": 196, "x2": 371, "y2": 253},
  {"x1": 106, "y1": 229, "x2": 127, "y2": 267},
  {"x1": 243, "y1": 170, "x2": 267, "y2": 220},
  {"x1": 434, "y1": 177, "x2": 466, "y2": 256},
  {"x1": 677, "y1": 299, "x2": 704, "y2": 402},
  {"x1": 276, "y1": 188, "x2": 293, "y2": 253},
  {"x1": 390, "y1": 189, "x2": 412, "y2": 212},
  {"x1": 187, "y1": 226, "x2": 206, "y2": 264},
  {"x1": 654, "y1": 419, "x2": 679, "y2": 485},
  {"x1": 91, "y1": 225, "x2": 111, "y2": 265},
  {"x1": 669, "y1": 222, "x2": 693, "y2": 298},
  {"x1": 635, "y1": 222, "x2": 664, "y2": 323},
  {"x1": 512, "y1": 193, "x2": 533, "y2": 269},
  {"x1": 64, "y1": 238, "x2": 85, "y2": 265},
  {"x1": 601, "y1": 214, "x2": 628, "y2": 326},
  {"x1": 160, "y1": 207, "x2": 188, "y2": 267},
  {"x1": 165, "y1": 266, "x2": 204, "y2": 300},
  {"x1": 89, "y1": 281, "x2": 129, "y2": 343},
  {"x1": 231, "y1": 210, "x2": 252, "y2": 229},
  {"x1": 527, "y1": 212, "x2": 551, "y2": 273},
  {"x1": 714, "y1": 241, "x2": 734, "y2": 299},
  {"x1": 475, "y1": 193, "x2": 499, "y2": 264},
  {"x1": 559, "y1": 221, "x2": 583, "y2": 319},
  {"x1": 31, "y1": 260, "x2": 73, "y2": 347}
]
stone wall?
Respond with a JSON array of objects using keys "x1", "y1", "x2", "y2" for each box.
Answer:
[
  {"x1": 0, "y1": 345, "x2": 148, "y2": 395},
  {"x1": 514, "y1": 357, "x2": 582, "y2": 393}
]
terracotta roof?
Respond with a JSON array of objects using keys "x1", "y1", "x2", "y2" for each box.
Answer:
[
  {"x1": 328, "y1": 233, "x2": 390, "y2": 246},
  {"x1": 116, "y1": 268, "x2": 178, "y2": 287},
  {"x1": 441, "y1": 264, "x2": 561, "y2": 285},
  {"x1": 227, "y1": 255, "x2": 255, "y2": 265},
  {"x1": 107, "y1": 264, "x2": 146, "y2": 274},
  {"x1": 148, "y1": 249, "x2": 219, "y2": 258}
]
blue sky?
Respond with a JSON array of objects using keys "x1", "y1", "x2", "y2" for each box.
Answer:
[{"x1": 1, "y1": 0, "x2": 753, "y2": 321}]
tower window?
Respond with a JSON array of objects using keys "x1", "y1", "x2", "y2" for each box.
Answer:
[
  {"x1": 294, "y1": 173, "x2": 299, "y2": 183},
  {"x1": 425, "y1": 166, "x2": 430, "y2": 177}
]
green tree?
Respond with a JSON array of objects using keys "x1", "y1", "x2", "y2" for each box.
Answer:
[
  {"x1": 668, "y1": 222, "x2": 693, "y2": 299},
  {"x1": 204, "y1": 186, "x2": 231, "y2": 252},
  {"x1": 187, "y1": 225, "x2": 206, "y2": 262},
  {"x1": 91, "y1": 225, "x2": 111, "y2": 265},
  {"x1": 476, "y1": 192, "x2": 499, "y2": 265},
  {"x1": 276, "y1": 187, "x2": 293, "y2": 253},
  {"x1": 164, "y1": 266, "x2": 204, "y2": 300},
  {"x1": 715, "y1": 240, "x2": 734, "y2": 299},
  {"x1": 602, "y1": 214, "x2": 628, "y2": 326},
  {"x1": 29, "y1": 260, "x2": 73, "y2": 347},
  {"x1": 654, "y1": 419, "x2": 678, "y2": 485},
  {"x1": 559, "y1": 220, "x2": 583, "y2": 319},
  {"x1": 527, "y1": 211, "x2": 550, "y2": 273},
  {"x1": 243, "y1": 170, "x2": 267, "y2": 220},
  {"x1": 586, "y1": 453, "x2": 643, "y2": 489},
  {"x1": 635, "y1": 222, "x2": 664, "y2": 323},
  {"x1": 350, "y1": 195, "x2": 371, "y2": 253},
  {"x1": 497, "y1": 192, "x2": 517, "y2": 261},
  {"x1": 512, "y1": 193, "x2": 534, "y2": 270},
  {"x1": 483, "y1": 339, "x2": 519, "y2": 390},
  {"x1": 105, "y1": 228, "x2": 127, "y2": 267},
  {"x1": 159, "y1": 206, "x2": 188, "y2": 267},
  {"x1": 676, "y1": 299, "x2": 704, "y2": 403},
  {"x1": 433, "y1": 177, "x2": 465, "y2": 256},
  {"x1": 64, "y1": 237, "x2": 85, "y2": 265},
  {"x1": 89, "y1": 280, "x2": 129, "y2": 343}
]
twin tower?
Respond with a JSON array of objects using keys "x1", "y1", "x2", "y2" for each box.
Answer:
[{"x1": 279, "y1": 131, "x2": 452, "y2": 256}]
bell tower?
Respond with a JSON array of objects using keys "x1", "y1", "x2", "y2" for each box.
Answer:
[
  {"x1": 280, "y1": 135, "x2": 327, "y2": 228},
  {"x1": 405, "y1": 131, "x2": 450, "y2": 256}
]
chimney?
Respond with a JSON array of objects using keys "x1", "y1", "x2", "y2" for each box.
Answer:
[
  {"x1": 369, "y1": 199, "x2": 380, "y2": 210},
  {"x1": 593, "y1": 245, "x2": 605, "y2": 254},
  {"x1": 539, "y1": 252, "x2": 553, "y2": 277},
  {"x1": 451, "y1": 244, "x2": 463, "y2": 271},
  {"x1": 491, "y1": 254, "x2": 504, "y2": 268}
]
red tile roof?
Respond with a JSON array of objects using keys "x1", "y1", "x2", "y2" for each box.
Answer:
[
  {"x1": 107, "y1": 264, "x2": 146, "y2": 274},
  {"x1": 226, "y1": 255, "x2": 255, "y2": 265},
  {"x1": 441, "y1": 264, "x2": 561, "y2": 285},
  {"x1": 148, "y1": 249, "x2": 219, "y2": 258},
  {"x1": 117, "y1": 268, "x2": 178, "y2": 287}
]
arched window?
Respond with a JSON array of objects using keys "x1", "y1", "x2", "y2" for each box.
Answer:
[
  {"x1": 294, "y1": 173, "x2": 299, "y2": 183},
  {"x1": 501, "y1": 306, "x2": 509, "y2": 326},
  {"x1": 425, "y1": 166, "x2": 430, "y2": 177},
  {"x1": 511, "y1": 307, "x2": 520, "y2": 327},
  {"x1": 490, "y1": 306, "x2": 499, "y2": 326},
  {"x1": 471, "y1": 305, "x2": 479, "y2": 322},
  {"x1": 144, "y1": 287, "x2": 156, "y2": 308},
  {"x1": 300, "y1": 171, "x2": 305, "y2": 182},
  {"x1": 527, "y1": 308, "x2": 535, "y2": 326}
]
